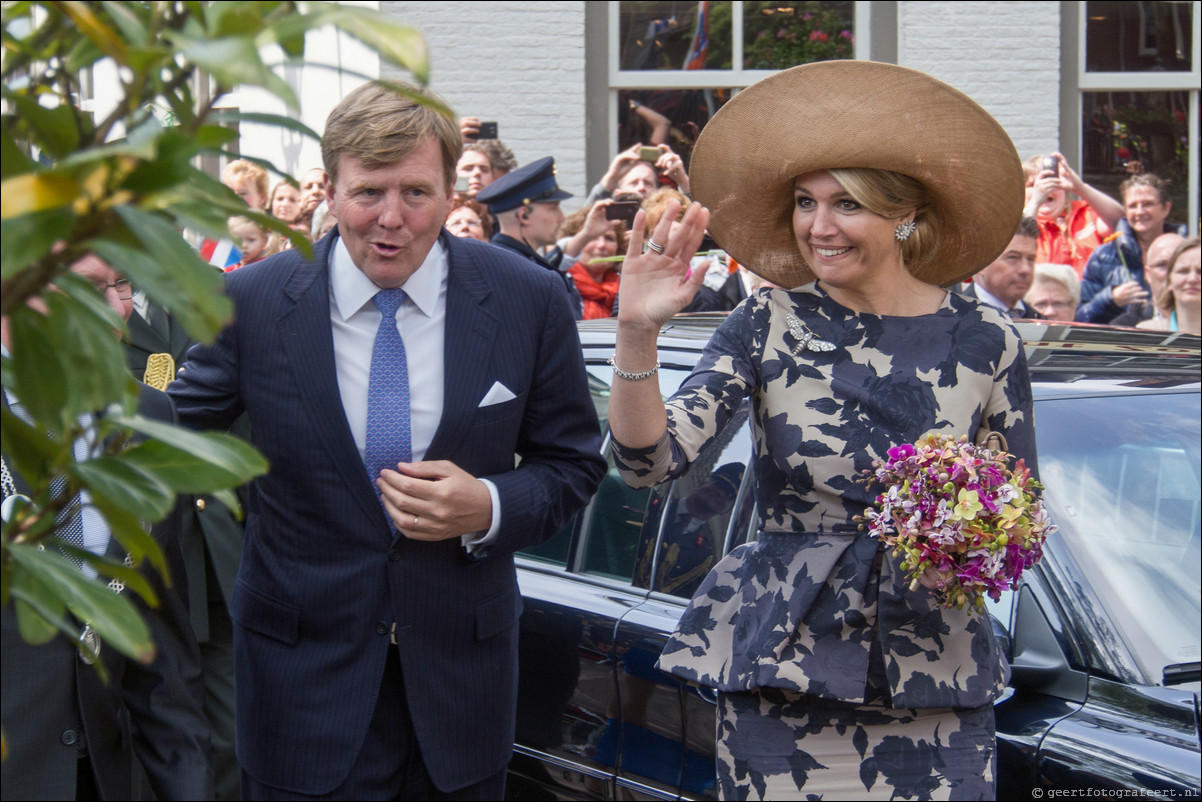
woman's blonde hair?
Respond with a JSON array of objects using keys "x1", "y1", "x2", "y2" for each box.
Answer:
[
  {"x1": 827, "y1": 168, "x2": 935, "y2": 267},
  {"x1": 1156, "y1": 237, "x2": 1200, "y2": 314},
  {"x1": 227, "y1": 215, "x2": 280, "y2": 258}
]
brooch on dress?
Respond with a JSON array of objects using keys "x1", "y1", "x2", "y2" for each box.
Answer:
[{"x1": 785, "y1": 313, "x2": 836, "y2": 354}]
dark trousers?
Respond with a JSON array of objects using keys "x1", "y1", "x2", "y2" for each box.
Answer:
[
  {"x1": 202, "y1": 597, "x2": 240, "y2": 801},
  {"x1": 243, "y1": 648, "x2": 506, "y2": 801}
]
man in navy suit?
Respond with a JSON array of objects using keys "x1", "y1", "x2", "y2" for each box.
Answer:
[{"x1": 168, "y1": 82, "x2": 606, "y2": 800}]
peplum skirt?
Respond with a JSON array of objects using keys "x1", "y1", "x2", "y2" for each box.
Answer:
[{"x1": 715, "y1": 686, "x2": 996, "y2": 801}]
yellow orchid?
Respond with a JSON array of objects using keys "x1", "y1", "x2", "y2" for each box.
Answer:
[{"x1": 951, "y1": 488, "x2": 983, "y2": 521}]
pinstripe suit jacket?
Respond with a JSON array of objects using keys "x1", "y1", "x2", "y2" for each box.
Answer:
[{"x1": 167, "y1": 229, "x2": 605, "y2": 794}]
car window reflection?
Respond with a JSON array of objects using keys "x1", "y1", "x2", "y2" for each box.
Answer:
[{"x1": 634, "y1": 402, "x2": 754, "y2": 598}]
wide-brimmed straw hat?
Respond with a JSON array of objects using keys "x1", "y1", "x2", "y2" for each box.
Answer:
[{"x1": 689, "y1": 61, "x2": 1024, "y2": 289}]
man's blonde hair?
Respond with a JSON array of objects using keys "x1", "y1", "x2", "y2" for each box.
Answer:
[{"x1": 321, "y1": 82, "x2": 462, "y2": 189}]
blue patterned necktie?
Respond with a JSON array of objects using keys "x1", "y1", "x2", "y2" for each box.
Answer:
[{"x1": 364, "y1": 288, "x2": 412, "y2": 521}]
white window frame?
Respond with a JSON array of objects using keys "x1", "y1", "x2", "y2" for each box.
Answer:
[
  {"x1": 1076, "y1": 0, "x2": 1200, "y2": 233},
  {"x1": 606, "y1": 0, "x2": 872, "y2": 154}
]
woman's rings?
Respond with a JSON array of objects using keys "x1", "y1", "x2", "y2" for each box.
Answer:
[{"x1": 646, "y1": 239, "x2": 666, "y2": 254}]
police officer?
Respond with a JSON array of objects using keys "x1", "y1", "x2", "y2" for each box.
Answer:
[{"x1": 478, "y1": 157, "x2": 583, "y2": 318}]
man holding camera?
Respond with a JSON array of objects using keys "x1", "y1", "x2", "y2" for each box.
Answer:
[{"x1": 477, "y1": 157, "x2": 583, "y2": 318}]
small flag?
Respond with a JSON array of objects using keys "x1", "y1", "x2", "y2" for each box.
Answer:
[{"x1": 200, "y1": 237, "x2": 241, "y2": 270}]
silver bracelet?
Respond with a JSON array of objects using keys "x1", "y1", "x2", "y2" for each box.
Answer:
[{"x1": 607, "y1": 355, "x2": 660, "y2": 381}]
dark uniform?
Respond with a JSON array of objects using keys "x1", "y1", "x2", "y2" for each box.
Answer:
[{"x1": 477, "y1": 157, "x2": 584, "y2": 319}]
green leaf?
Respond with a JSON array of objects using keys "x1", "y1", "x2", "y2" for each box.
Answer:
[
  {"x1": 17, "y1": 279, "x2": 136, "y2": 425},
  {"x1": 207, "y1": 487, "x2": 244, "y2": 518},
  {"x1": 10, "y1": 562, "x2": 70, "y2": 645},
  {"x1": 71, "y1": 456, "x2": 176, "y2": 522},
  {"x1": 60, "y1": 1, "x2": 130, "y2": 65},
  {"x1": 192, "y1": 124, "x2": 241, "y2": 150},
  {"x1": 89, "y1": 495, "x2": 168, "y2": 583},
  {"x1": 120, "y1": 158, "x2": 201, "y2": 196},
  {"x1": 89, "y1": 557, "x2": 156, "y2": 605},
  {"x1": 207, "y1": 2, "x2": 276, "y2": 40},
  {"x1": 8, "y1": 543, "x2": 155, "y2": 663},
  {"x1": 0, "y1": 127, "x2": 34, "y2": 180},
  {"x1": 0, "y1": 406, "x2": 60, "y2": 489},
  {"x1": 306, "y1": 4, "x2": 429, "y2": 83},
  {"x1": 5, "y1": 304, "x2": 73, "y2": 434},
  {"x1": 100, "y1": 0, "x2": 153, "y2": 47},
  {"x1": 60, "y1": 115, "x2": 163, "y2": 167},
  {"x1": 208, "y1": 110, "x2": 321, "y2": 143},
  {"x1": 89, "y1": 206, "x2": 231, "y2": 344},
  {"x1": 4, "y1": 95, "x2": 82, "y2": 159},
  {"x1": 0, "y1": 207, "x2": 75, "y2": 282},
  {"x1": 120, "y1": 439, "x2": 261, "y2": 494},
  {"x1": 112, "y1": 419, "x2": 269, "y2": 489},
  {"x1": 170, "y1": 32, "x2": 298, "y2": 109}
]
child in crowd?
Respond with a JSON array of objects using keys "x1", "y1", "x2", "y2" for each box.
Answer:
[
  {"x1": 225, "y1": 215, "x2": 277, "y2": 272},
  {"x1": 222, "y1": 159, "x2": 270, "y2": 210}
]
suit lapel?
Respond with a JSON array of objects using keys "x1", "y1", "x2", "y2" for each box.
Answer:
[
  {"x1": 128, "y1": 308, "x2": 169, "y2": 356},
  {"x1": 277, "y1": 234, "x2": 390, "y2": 534},
  {"x1": 426, "y1": 235, "x2": 500, "y2": 459}
]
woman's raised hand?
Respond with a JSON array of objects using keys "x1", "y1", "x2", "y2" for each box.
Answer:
[{"x1": 616, "y1": 199, "x2": 711, "y2": 332}]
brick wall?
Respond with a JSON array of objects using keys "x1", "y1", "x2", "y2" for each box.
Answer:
[
  {"x1": 384, "y1": 1, "x2": 590, "y2": 202},
  {"x1": 898, "y1": 1, "x2": 1063, "y2": 163}
]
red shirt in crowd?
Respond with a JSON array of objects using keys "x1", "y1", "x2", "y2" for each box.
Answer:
[{"x1": 1036, "y1": 200, "x2": 1112, "y2": 278}]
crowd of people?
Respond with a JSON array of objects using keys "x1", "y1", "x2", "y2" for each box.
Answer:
[
  {"x1": 204, "y1": 91, "x2": 1197, "y2": 338},
  {"x1": 4, "y1": 62, "x2": 1199, "y2": 802},
  {"x1": 429, "y1": 112, "x2": 1196, "y2": 336}
]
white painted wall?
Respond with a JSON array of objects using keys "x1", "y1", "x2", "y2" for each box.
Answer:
[
  {"x1": 382, "y1": 1, "x2": 590, "y2": 204},
  {"x1": 228, "y1": 2, "x2": 380, "y2": 183},
  {"x1": 898, "y1": 1, "x2": 1063, "y2": 162}
]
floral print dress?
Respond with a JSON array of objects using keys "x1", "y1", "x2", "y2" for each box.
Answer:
[{"x1": 613, "y1": 283, "x2": 1038, "y2": 800}]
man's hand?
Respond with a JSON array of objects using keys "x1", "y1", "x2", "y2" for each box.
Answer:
[
  {"x1": 601, "y1": 143, "x2": 647, "y2": 192},
  {"x1": 460, "y1": 116, "x2": 481, "y2": 143},
  {"x1": 378, "y1": 460, "x2": 493, "y2": 541},
  {"x1": 653, "y1": 146, "x2": 690, "y2": 195}
]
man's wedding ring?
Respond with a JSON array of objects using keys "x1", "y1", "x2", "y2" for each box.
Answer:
[
  {"x1": 646, "y1": 239, "x2": 666, "y2": 254},
  {"x1": 412, "y1": 515, "x2": 419, "y2": 529}
]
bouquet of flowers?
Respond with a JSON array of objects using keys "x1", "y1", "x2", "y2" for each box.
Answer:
[{"x1": 857, "y1": 432, "x2": 1056, "y2": 612}]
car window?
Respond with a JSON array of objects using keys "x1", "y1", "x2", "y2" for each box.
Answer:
[
  {"x1": 1034, "y1": 391, "x2": 1201, "y2": 685},
  {"x1": 634, "y1": 400, "x2": 755, "y2": 599},
  {"x1": 575, "y1": 366, "x2": 692, "y2": 581},
  {"x1": 579, "y1": 450, "x2": 656, "y2": 581}
]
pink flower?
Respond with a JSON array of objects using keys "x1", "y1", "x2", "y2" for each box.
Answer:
[
  {"x1": 802, "y1": 13, "x2": 813, "y2": 20},
  {"x1": 809, "y1": 30, "x2": 828, "y2": 42},
  {"x1": 840, "y1": 29, "x2": 854, "y2": 41}
]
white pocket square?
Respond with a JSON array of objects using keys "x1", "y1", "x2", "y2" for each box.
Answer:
[{"x1": 479, "y1": 381, "x2": 517, "y2": 407}]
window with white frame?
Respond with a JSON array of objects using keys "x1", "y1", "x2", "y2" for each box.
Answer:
[
  {"x1": 1079, "y1": 1, "x2": 1198, "y2": 231},
  {"x1": 609, "y1": 1, "x2": 866, "y2": 167}
]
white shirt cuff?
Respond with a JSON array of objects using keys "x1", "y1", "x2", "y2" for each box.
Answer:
[{"x1": 460, "y1": 478, "x2": 501, "y2": 554}]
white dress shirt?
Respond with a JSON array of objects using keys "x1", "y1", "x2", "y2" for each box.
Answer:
[
  {"x1": 3, "y1": 379, "x2": 108, "y2": 578},
  {"x1": 328, "y1": 238, "x2": 500, "y2": 545},
  {"x1": 972, "y1": 281, "x2": 1029, "y2": 317}
]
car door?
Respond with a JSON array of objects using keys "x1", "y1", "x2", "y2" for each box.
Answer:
[{"x1": 605, "y1": 399, "x2": 758, "y2": 801}]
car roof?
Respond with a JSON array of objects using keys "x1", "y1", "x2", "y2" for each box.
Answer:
[{"x1": 578, "y1": 315, "x2": 1201, "y2": 394}]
